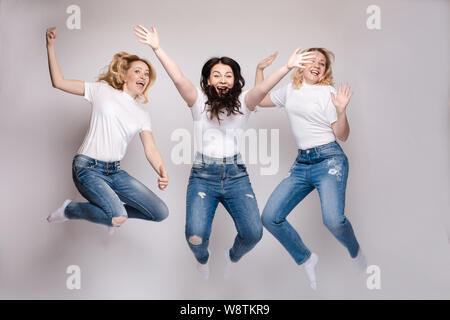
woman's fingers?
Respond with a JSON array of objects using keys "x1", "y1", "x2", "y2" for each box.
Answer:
[
  {"x1": 133, "y1": 28, "x2": 147, "y2": 38},
  {"x1": 345, "y1": 83, "x2": 351, "y2": 97},
  {"x1": 137, "y1": 24, "x2": 150, "y2": 33},
  {"x1": 293, "y1": 47, "x2": 302, "y2": 55},
  {"x1": 134, "y1": 32, "x2": 146, "y2": 41},
  {"x1": 46, "y1": 27, "x2": 57, "y2": 39}
]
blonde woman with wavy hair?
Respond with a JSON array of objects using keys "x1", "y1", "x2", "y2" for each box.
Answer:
[
  {"x1": 255, "y1": 48, "x2": 366, "y2": 290},
  {"x1": 45, "y1": 27, "x2": 169, "y2": 233}
]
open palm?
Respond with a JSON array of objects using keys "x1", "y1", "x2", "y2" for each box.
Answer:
[
  {"x1": 134, "y1": 24, "x2": 160, "y2": 50},
  {"x1": 331, "y1": 83, "x2": 353, "y2": 113}
]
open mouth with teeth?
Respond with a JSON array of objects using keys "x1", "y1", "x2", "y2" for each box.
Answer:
[
  {"x1": 216, "y1": 86, "x2": 230, "y2": 95},
  {"x1": 136, "y1": 81, "x2": 146, "y2": 90},
  {"x1": 310, "y1": 70, "x2": 320, "y2": 77}
]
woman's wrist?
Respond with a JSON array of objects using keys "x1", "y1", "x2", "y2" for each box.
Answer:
[{"x1": 282, "y1": 64, "x2": 291, "y2": 72}]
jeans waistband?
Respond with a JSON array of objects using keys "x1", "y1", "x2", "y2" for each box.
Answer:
[
  {"x1": 194, "y1": 152, "x2": 244, "y2": 165},
  {"x1": 298, "y1": 141, "x2": 342, "y2": 156},
  {"x1": 74, "y1": 154, "x2": 121, "y2": 170}
]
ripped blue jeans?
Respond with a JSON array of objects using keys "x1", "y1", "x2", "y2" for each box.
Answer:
[
  {"x1": 262, "y1": 141, "x2": 360, "y2": 265},
  {"x1": 186, "y1": 153, "x2": 263, "y2": 264}
]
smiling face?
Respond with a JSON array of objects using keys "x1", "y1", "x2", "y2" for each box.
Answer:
[
  {"x1": 302, "y1": 50, "x2": 327, "y2": 85},
  {"x1": 208, "y1": 63, "x2": 235, "y2": 96},
  {"x1": 122, "y1": 60, "x2": 151, "y2": 98}
]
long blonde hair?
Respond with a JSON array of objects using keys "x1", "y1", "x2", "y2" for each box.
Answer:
[
  {"x1": 98, "y1": 51, "x2": 156, "y2": 103},
  {"x1": 292, "y1": 48, "x2": 334, "y2": 89}
]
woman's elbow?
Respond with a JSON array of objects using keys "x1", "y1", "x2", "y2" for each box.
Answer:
[{"x1": 337, "y1": 132, "x2": 349, "y2": 142}]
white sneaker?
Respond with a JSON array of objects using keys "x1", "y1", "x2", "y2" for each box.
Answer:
[
  {"x1": 47, "y1": 199, "x2": 71, "y2": 223},
  {"x1": 108, "y1": 226, "x2": 119, "y2": 235},
  {"x1": 197, "y1": 250, "x2": 210, "y2": 280}
]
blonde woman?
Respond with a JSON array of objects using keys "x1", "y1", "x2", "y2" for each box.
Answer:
[
  {"x1": 45, "y1": 27, "x2": 169, "y2": 231},
  {"x1": 256, "y1": 49, "x2": 366, "y2": 290}
]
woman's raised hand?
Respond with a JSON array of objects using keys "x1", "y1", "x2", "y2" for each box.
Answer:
[
  {"x1": 257, "y1": 52, "x2": 278, "y2": 71},
  {"x1": 46, "y1": 27, "x2": 57, "y2": 47},
  {"x1": 331, "y1": 83, "x2": 354, "y2": 114},
  {"x1": 286, "y1": 47, "x2": 315, "y2": 70},
  {"x1": 134, "y1": 24, "x2": 160, "y2": 51}
]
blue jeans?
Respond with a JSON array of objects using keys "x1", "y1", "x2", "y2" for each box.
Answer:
[
  {"x1": 262, "y1": 142, "x2": 360, "y2": 265},
  {"x1": 186, "y1": 153, "x2": 263, "y2": 264},
  {"x1": 65, "y1": 154, "x2": 169, "y2": 226}
]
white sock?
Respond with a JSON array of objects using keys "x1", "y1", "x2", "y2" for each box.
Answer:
[
  {"x1": 196, "y1": 250, "x2": 210, "y2": 280},
  {"x1": 223, "y1": 249, "x2": 235, "y2": 280},
  {"x1": 304, "y1": 252, "x2": 319, "y2": 290},
  {"x1": 47, "y1": 199, "x2": 71, "y2": 223},
  {"x1": 352, "y1": 248, "x2": 367, "y2": 273},
  {"x1": 108, "y1": 226, "x2": 120, "y2": 235}
]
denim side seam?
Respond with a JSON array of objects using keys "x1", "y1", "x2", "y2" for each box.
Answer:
[{"x1": 274, "y1": 181, "x2": 312, "y2": 260}]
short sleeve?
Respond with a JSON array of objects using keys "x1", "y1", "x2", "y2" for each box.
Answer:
[
  {"x1": 240, "y1": 90, "x2": 252, "y2": 113},
  {"x1": 84, "y1": 81, "x2": 102, "y2": 103},
  {"x1": 190, "y1": 87, "x2": 206, "y2": 120},
  {"x1": 140, "y1": 110, "x2": 152, "y2": 132},
  {"x1": 270, "y1": 84, "x2": 288, "y2": 108},
  {"x1": 324, "y1": 86, "x2": 338, "y2": 124}
]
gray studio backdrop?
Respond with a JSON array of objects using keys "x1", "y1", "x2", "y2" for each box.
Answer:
[{"x1": 0, "y1": 0, "x2": 448, "y2": 299}]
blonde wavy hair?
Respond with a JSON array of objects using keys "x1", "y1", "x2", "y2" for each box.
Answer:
[
  {"x1": 98, "y1": 51, "x2": 156, "y2": 103},
  {"x1": 292, "y1": 48, "x2": 334, "y2": 89}
]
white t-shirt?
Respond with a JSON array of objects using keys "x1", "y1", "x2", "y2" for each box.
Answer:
[
  {"x1": 78, "y1": 81, "x2": 152, "y2": 162},
  {"x1": 270, "y1": 82, "x2": 338, "y2": 150},
  {"x1": 191, "y1": 87, "x2": 252, "y2": 158}
]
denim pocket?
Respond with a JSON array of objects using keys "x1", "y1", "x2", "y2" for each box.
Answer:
[
  {"x1": 192, "y1": 163, "x2": 207, "y2": 171},
  {"x1": 235, "y1": 163, "x2": 247, "y2": 172},
  {"x1": 73, "y1": 158, "x2": 94, "y2": 171},
  {"x1": 319, "y1": 145, "x2": 344, "y2": 159}
]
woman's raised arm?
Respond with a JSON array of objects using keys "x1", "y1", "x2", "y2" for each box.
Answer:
[
  {"x1": 245, "y1": 48, "x2": 314, "y2": 110},
  {"x1": 134, "y1": 25, "x2": 197, "y2": 107},
  {"x1": 46, "y1": 27, "x2": 84, "y2": 96}
]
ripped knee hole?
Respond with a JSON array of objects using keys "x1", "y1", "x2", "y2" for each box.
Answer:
[{"x1": 188, "y1": 235, "x2": 203, "y2": 246}]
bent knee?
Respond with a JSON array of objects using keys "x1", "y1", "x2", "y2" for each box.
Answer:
[
  {"x1": 261, "y1": 209, "x2": 278, "y2": 228},
  {"x1": 153, "y1": 203, "x2": 169, "y2": 222},
  {"x1": 323, "y1": 216, "x2": 348, "y2": 231},
  {"x1": 242, "y1": 226, "x2": 263, "y2": 244}
]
